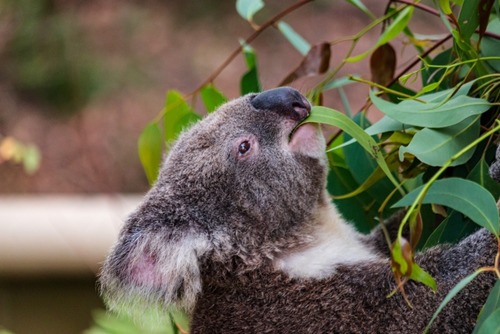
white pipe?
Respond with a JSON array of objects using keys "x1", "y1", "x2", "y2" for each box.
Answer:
[{"x1": 0, "y1": 195, "x2": 141, "y2": 277}]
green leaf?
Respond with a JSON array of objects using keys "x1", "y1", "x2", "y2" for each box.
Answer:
[
  {"x1": 370, "y1": 83, "x2": 491, "y2": 128},
  {"x1": 473, "y1": 280, "x2": 500, "y2": 334},
  {"x1": 346, "y1": 0, "x2": 376, "y2": 19},
  {"x1": 342, "y1": 113, "x2": 397, "y2": 204},
  {"x1": 476, "y1": 308, "x2": 500, "y2": 334},
  {"x1": 458, "y1": 0, "x2": 480, "y2": 41},
  {"x1": 480, "y1": 18, "x2": 500, "y2": 73},
  {"x1": 305, "y1": 106, "x2": 401, "y2": 191},
  {"x1": 347, "y1": 6, "x2": 414, "y2": 62},
  {"x1": 409, "y1": 262, "x2": 437, "y2": 290},
  {"x1": 138, "y1": 123, "x2": 163, "y2": 185},
  {"x1": 438, "y1": 0, "x2": 453, "y2": 15},
  {"x1": 393, "y1": 177, "x2": 499, "y2": 236},
  {"x1": 423, "y1": 210, "x2": 479, "y2": 249},
  {"x1": 22, "y1": 144, "x2": 41, "y2": 174},
  {"x1": 240, "y1": 43, "x2": 261, "y2": 94},
  {"x1": 164, "y1": 90, "x2": 201, "y2": 143},
  {"x1": 277, "y1": 21, "x2": 311, "y2": 56},
  {"x1": 327, "y1": 165, "x2": 377, "y2": 233},
  {"x1": 424, "y1": 270, "x2": 483, "y2": 333},
  {"x1": 468, "y1": 158, "x2": 500, "y2": 199},
  {"x1": 398, "y1": 116, "x2": 480, "y2": 167},
  {"x1": 200, "y1": 85, "x2": 227, "y2": 113},
  {"x1": 236, "y1": 0, "x2": 264, "y2": 21}
]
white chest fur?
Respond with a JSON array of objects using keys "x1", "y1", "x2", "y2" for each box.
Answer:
[{"x1": 274, "y1": 202, "x2": 380, "y2": 279}]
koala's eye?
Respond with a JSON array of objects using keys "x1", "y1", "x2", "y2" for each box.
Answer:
[{"x1": 238, "y1": 141, "x2": 251, "y2": 155}]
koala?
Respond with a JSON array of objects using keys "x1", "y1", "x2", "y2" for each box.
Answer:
[{"x1": 100, "y1": 87, "x2": 497, "y2": 333}]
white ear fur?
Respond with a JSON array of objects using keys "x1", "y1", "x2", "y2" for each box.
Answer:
[{"x1": 103, "y1": 231, "x2": 211, "y2": 317}]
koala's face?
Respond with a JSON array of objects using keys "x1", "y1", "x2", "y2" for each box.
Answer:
[
  {"x1": 160, "y1": 87, "x2": 327, "y2": 237},
  {"x1": 100, "y1": 87, "x2": 328, "y2": 314}
]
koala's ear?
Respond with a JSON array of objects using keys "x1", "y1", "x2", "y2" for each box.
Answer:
[{"x1": 100, "y1": 219, "x2": 212, "y2": 315}]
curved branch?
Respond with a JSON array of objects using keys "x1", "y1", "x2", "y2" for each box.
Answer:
[{"x1": 189, "y1": 0, "x2": 315, "y2": 96}]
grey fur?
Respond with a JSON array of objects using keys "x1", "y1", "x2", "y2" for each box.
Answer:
[{"x1": 100, "y1": 89, "x2": 497, "y2": 333}]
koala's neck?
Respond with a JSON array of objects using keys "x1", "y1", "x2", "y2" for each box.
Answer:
[{"x1": 274, "y1": 199, "x2": 380, "y2": 279}]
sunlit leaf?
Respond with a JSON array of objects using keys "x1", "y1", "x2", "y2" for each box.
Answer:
[
  {"x1": 280, "y1": 43, "x2": 331, "y2": 85},
  {"x1": 398, "y1": 116, "x2": 480, "y2": 167},
  {"x1": 393, "y1": 177, "x2": 499, "y2": 236},
  {"x1": 138, "y1": 123, "x2": 162, "y2": 185},
  {"x1": 475, "y1": 308, "x2": 500, "y2": 334},
  {"x1": 200, "y1": 85, "x2": 227, "y2": 113},
  {"x1": 277, "y1": 21, "x2": 311, "y2": 56},
  {"x1": 424, "y1": 270, "x2": 483, "y2": 333},
  {"x1": 438, "y1": 0, "x2": 452, "y2": 15},
  {"x1": 164, "y1": 90, "x2": 201, "y2": 144},
  {"x1": 409, "y1": 262, "x2": 437, "y2": 290},
  {"x1": 236, "y1": 0, "x2": 264, "y2": 21}
]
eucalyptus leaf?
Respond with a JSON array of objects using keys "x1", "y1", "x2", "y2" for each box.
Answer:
[
  {"x1": 475, "y1": 308, "x2": 500, "y2": 334},
  {"x1": 345, "y1": 0, "x2": 376, "y2": 19},
  {"x1": 424, "y1": 270, "x2": 483, "y2": 333},
  {"x1": 200, "y1": 85, "x2": 227, "y2": 113},
  {"x1": 236, "y1": 0, "x2": 264, "y2": 21},
  {"x1": 164, "y1": 90, "x2": 201, "y2": 144},
  {"x1": 305, "y1": 106, "x2": 401, "y2": 190},
  {"x1": 370, "y1": 85, "x2": 491, "y2": 128},
  {"x1": 240, "y1": 43, "x2": 262, "y2": 94},
  {"x1": 277, "y1": 21, "x2": 311, "y2": 56},
  {"x1": 138, "y1": 123, "x2": 163, "y2": 185},
  {"x1": 399, "y1": 116, "x2": 480, "y2": 167},
  {"x1": 423, "y1": 210, "x2": 479, "y2": 249},
  {"x1": 393, "y1": 177, "x2": 499, "y2": 236},
  {"x1": 409, "y1": 262, "x2": 437, "y2": 290},
  {"x1": 473, "y1": 280, "x2": 500, "y2": 334},
  {"x1": 458, "y1": 0, "x2": 481, "y2": 40}
]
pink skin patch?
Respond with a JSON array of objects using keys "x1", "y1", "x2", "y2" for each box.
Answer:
[
  {"x1": 288, "y1": 123, "x2": 325, "y2": 156},
  {"x1": 130, "y1": 252, "x2": 163, "y2": 287}
]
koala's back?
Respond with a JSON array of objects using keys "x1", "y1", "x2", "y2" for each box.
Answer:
[{"x1": 191, "y1": 229, "x2": 496, "y2": 334}]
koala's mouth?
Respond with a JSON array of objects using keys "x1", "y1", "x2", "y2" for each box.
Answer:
[{"x1": 288, "y1": 119, "x2": 324, "y2": 156}]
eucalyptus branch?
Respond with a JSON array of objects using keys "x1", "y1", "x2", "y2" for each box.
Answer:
[
  {"x1": 397, "y1": 120, "x2": 500, "y2": 238},
  {"x1": 392, "y1": 0, "x2": 500, "y2": 40},
  {"x1": 189, "y1": 0, "x2": 314, "y2": 96}
]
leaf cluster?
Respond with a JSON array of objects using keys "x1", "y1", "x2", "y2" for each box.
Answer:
[{"x1": 136, "y1": 0, "x2": 500, "y2": 332}]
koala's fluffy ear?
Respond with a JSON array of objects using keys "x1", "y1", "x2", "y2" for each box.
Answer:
[{"x1": 100, "y1": 215, "x2": 212, "y2": 315}]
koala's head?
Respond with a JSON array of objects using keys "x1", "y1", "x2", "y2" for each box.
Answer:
[{"x1": 100, "y1": 87, "x2": 328, "y2": 316}]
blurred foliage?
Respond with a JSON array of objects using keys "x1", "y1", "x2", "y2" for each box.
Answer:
[
  {"x1": 0, "y1": 136, "x2": 41, "y2": 174},
  {"x1": 107, "y1": 0, "x2": 500, "y2": 332},
  {"x1": 0, "y1": 0, "x2": 106, "y2": 114},
  {"x1": 85, "y1": 309, "x2": 189, "y2": 334}
]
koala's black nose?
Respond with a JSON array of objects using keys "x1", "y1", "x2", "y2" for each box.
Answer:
[{"x1": 250, "y1": 87, "x2": 311, "y2": 121}]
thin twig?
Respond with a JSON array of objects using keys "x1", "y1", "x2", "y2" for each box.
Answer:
[
  {"x1": 189, "y1": 0, "x2": 315, "y2": 96},
  {"x1": 393, "y1": 0, "x2": 500, "y2": 40},
  {"x1": 387, "y1": 33, "x2": 453, "y2": 88}
]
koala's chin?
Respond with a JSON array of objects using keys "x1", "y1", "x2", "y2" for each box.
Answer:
[{"x1": 100, "y1": 87, "x2": 497, "y2": 334}]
